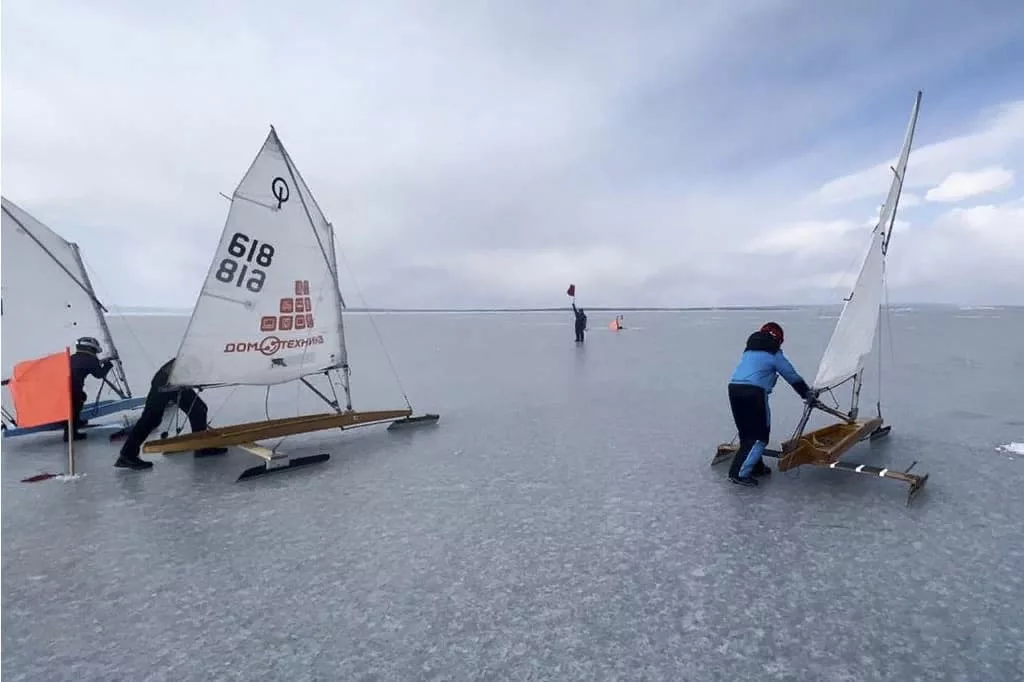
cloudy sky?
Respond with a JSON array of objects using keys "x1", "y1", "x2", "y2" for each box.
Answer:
[{"x1": 3, "y1": 0, "x2": 1023, "y2": 308}]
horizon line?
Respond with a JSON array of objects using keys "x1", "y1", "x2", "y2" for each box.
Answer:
[{"x1": 107, "y1": 303, "x2": 1021, "y2": 314}]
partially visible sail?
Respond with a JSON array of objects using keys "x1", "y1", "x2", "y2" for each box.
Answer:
[
  {"x1": 812, "y1": 91, "x2": 922, "y2": 391},
  {"x1": 168, "y1": 127, "x2": 347, "y2": 388},
  {"x1": 1, "y1": 198, "x2": 129, "y2": 387}
]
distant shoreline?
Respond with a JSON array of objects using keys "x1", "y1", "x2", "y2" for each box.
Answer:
[{"x1": 108, "y1": 303, "x2": 1020, "y2": 316}]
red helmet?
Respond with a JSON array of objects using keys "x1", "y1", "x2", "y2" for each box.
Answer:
[{"x1": 760, "y1": 322, "x2": 784, "y2": 344}]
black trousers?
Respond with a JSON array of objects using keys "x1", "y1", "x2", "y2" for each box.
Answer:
[
  {"x1": 575, "y1": 321, "x2": 585, "y2": 342},
  {"x1": 727, "y1": 383, "x2": 771, "y2": 478},
  {"x1": 119, "y1": 388, "x2": 209, "y2": 458},
  {"x1": 63, "y1": 390, "x2": 88, "y2": 436}
]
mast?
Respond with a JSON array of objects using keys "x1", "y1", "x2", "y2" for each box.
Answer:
[
  {"x1": 275, "y1": 128, "x2": 353, "y2": 410},
  {"x1": 325, "y1": 221, "x2": 353, "y2": 411},
  {"x1": 68, "y1": 242, "x2": 132, "y2": 398},
  {"x1": 794, "y1": 90, "x2": 922, "y2": 435},
  {"x1": 273, "y1": 127, "x2": 349, "y2": 370}
]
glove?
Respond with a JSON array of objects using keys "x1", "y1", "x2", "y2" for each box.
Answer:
[{"x1": 804, "y1": 387, "x2": 820, "y2": 403}]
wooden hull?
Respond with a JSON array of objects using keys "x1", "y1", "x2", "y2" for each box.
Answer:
[
  {"x1": 777, "y1": 417, "x2": 883, "y2": 472},
  {"x1": 713, "y1": 417, "x2": 927, "y2": 504},
  {"x1": 141, "y1": 408, "x2": 413, "y2": 454}
]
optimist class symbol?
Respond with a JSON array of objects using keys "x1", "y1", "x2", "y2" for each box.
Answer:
[{"x1": 271, "y1": 177, "x2": 290, "y2": 209}]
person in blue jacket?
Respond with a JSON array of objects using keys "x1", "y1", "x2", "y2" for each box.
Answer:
[{"x1": 726, "y1": 322, "x2": 817, "y2": 486}]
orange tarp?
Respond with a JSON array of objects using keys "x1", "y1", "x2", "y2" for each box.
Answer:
[{"x1": 9, "y1": 349, "x2": 71, "y2": 428}]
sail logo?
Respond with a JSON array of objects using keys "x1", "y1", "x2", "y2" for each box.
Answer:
[
  {"x1": 259, "y1": 280, "x2": 314, "y2": 333},
  {"x1": 222, "y1": 279, "x2": 323, "y2": 355},
  {"x1": 223, "y1": 335, "x2": 325, "y2": 356}
]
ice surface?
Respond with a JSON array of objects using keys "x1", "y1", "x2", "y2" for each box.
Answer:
[{"x1": 3, "y1": 308, "x2": 1023, "y2": 680}]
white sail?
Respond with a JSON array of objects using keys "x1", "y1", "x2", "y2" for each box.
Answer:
[
  {"x1": 812, "y1": 91, "x2": 922, "y2": 390},
  {"x1": 1, "y1": 197, "x2": 126, "y2": 385},
  {"x1": 168, "y1": 127, "x2": 347, "y2": 388}
]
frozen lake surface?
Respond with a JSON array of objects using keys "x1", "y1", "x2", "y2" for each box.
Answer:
[{"x1": 3, "y1": 308, "x2": 1023, "y2": 680}]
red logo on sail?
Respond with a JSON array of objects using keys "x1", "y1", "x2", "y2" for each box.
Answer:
[
  {"x1": 224, "y1": 279, "x2": 321, "y2": 354},
  {"x1": 258, "y1": 280, "x2": 314, "y2": 333}
]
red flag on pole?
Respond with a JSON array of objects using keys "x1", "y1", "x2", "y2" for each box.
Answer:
[
  {"x1": 566, "y1": 284, "x2": 575, "y2": 297},
  {"x1": 9, "y1": 349, "x2": 72, "y2": 428},
  {"x1": 10, "y1": 347, "x2": 77, "y2": 482}
]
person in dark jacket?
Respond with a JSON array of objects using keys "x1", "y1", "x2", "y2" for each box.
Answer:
[
  {"x1": 726, "y1": 322, "x2": 817, "y2": 486},
  {"x1": 115, "y1": 358, "x2": 227, "y2": 470},
  {"x1": 572, "y1": 302, "x2": 587, "y2": 343},
  {"x1": 65, "y1": 336, "x2": 115, "y2": 441}
]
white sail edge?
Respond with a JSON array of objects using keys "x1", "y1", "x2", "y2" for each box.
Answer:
[
  {"x1": 165, "y1": 127, "x2": 348, "y2": 389},
  {"x1": 271, "y1": 127, "x2": 349, "y2": 371},
  {"x1": 67, "y1": 241, "x2": 132, "y2": 394},
  {"x1": 811, "y1": 91, "x2": 922, "y2": 392}
]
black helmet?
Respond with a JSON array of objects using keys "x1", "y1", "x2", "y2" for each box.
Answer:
[{"x1": 75, "y1": 336, "x2": 102, "y2": 354}]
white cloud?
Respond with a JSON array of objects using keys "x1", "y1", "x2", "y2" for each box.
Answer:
[
  {"x1": 899, "y1": 193, "x2": 922, "y2": 208},
  {"x1": 924, "y1": 167, "x2": 1015, "y2": 203},
  {"x1": 2, "y1": 1, "x2": 1023, "y2": 307},
  {"x1": 744, "y1": 220, "x2": 863, "y2": 256},
  {"x1": 885, "y1": 197, "x2": 1024, "y2": 304},
  {"x1": 809, "y1": 101, "x2": 1024, "y2": 207}
]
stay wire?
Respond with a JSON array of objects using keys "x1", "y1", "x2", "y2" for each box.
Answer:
[{"x1": 334, "y1": 238, "x2": 412, "y2": 410}]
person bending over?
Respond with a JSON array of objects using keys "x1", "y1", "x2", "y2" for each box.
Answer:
[
  {"x1": 65, "y1": 336, "x2": 114, "y2": 441},
  {"x1": 726, "y1": 322, "x2": 816, "y2": 486},
  {"x1": 115, "y1": 358, "x2": 228, "y2": 470}
]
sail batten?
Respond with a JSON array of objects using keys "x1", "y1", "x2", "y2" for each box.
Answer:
[
  {"x1": 166, "y1": 128, "x2": 347, "y2": 389},
  {"x1": 811, "y1": 91, "x2": 922, "y2": 393}
]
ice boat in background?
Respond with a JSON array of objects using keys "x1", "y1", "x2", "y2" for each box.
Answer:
[{"x1": 1, "y1": 198, "x2": 145, "y2": 438}]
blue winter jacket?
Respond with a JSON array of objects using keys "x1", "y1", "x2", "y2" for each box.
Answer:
[{"x1": 729, "y1": 331, "x2": 811, "y2": 398}]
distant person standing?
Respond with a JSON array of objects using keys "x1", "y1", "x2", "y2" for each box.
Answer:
[
  {"x1": 572, "y1": 302, "x2": 587, "y2": 343},
  {"x1": 115, "y1": 358, "x2": 227, "y2": 470},
  {"x1": 726, "y1": 322, "x2": 816, "y2": 486}
]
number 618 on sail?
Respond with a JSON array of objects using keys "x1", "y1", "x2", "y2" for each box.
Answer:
[{"x1": 215, "y1": 231, "x2": 275, "y2": 293}]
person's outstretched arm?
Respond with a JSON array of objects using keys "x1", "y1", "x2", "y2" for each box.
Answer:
[
  {"x1": 774, "y1": 351, "x2": 813, "y2": 400},
  {"x1": 78, "y1": 353, "x2": 113, "y2": 380}
]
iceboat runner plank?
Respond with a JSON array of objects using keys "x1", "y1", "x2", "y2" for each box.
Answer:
[{"x1": 142, "y1": 408, "x2": 412, "y2": 454}]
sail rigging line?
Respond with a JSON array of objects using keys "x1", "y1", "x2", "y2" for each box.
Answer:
[
  {"x1": 69, "y1": 242, "x2": 132, "y2": 395},
  {"x1": 162, "y1": 385, "x2": 239, "y2": 437},
  {"x1": 870, "y1": 159, "x2": 906, "y2": 419},
  {"x1": 875, "y1": 262, "x2": 898, "y2": 419},
  {"x1": 275, "y1": 129, "x2": 350, "y2": 382},
  {"x1": 332, "y1": 236, "x2": 413, "y2": 411}
]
